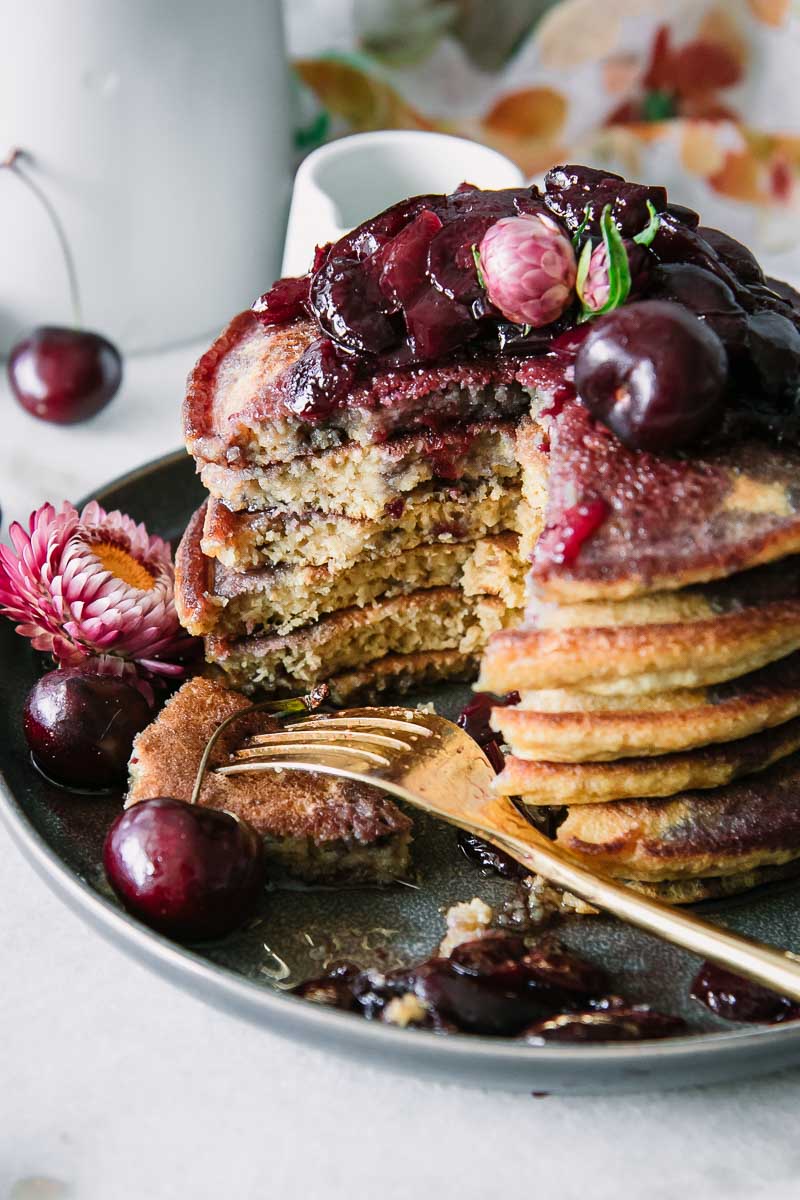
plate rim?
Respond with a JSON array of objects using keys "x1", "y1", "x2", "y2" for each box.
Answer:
[{"x1": 3, "y1": 446, "x2": 800, "y2": 1079}]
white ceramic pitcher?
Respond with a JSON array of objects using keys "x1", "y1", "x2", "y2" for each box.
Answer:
[
  {"x1": 282, "y1": 130, "x2": 525, "y2": 277},
  {"x1": 0, "y1": 0, "x2": 292, "y2": 355}
]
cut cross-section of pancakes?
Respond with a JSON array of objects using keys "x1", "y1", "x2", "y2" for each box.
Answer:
[
  {"x1": 201, "y1": 478, "x2": 524, "y2": 571},
  {"x1": 177, "y1": 503, "x2": 524, "y2": 640},
  {"x1": 179, "y1": 301, "x2": 541, "y2": 702},
  {"x1": 205, "y1": 587, "x2": 519, "y2": 697}
]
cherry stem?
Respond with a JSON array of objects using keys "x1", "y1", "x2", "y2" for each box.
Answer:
[
  {"x1": 189, "y1": 684, "x2": 330, "y2": 806},
  {"x1": 2, "y1": 147, "x2": 83, "y2": 328}
]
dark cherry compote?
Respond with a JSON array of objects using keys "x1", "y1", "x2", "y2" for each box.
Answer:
[
  {"x1": 295, "y1": 932, "x2": 688, "y2": 1042},
  {"x1": 691, "y1": 961, "x2": 800, "y2": 1024},
  {"x1": 252, "y1": 162, "x2": 800, "y2": 456},
  {"x1": 456, "y1": 690, "x2": 524, "y2": 876}
]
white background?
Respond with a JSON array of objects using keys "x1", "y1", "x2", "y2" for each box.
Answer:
[{"x1": 3, "y1": 349, "x2": 800, "y2": 1199}]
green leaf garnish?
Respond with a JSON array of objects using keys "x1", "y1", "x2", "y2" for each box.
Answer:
[
  {"x1": 575, "y1": 237, "x2": 593, "y2": 308},
  {"x1": 571, "y1": 205, "x2": 590, "y2": 250},
  {"x1": 577, "y1": 204, "x2": 631, "y2": 322},
  {"x1": 633, "y1": 200, "x2": 660, "y2": 248},
  {"x1": 471, "y1": 243, "x2": 487, "y2": 290}
]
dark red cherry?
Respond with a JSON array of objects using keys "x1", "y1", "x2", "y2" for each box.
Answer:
[
  {"x1": 378, "y1": 208, "x2": 442, "y2": 309},
  {"x1": 766, "y1": 275, "x2": 800, "y2": 313},
  {"x1": 697, "y1": 226, "x2": 764, "y2": 286},
  {"x1": 523, "y1": 1007, "x2": 687, "y2": 1043},
  {"x1": 24, "y1": 667, "x2": 151, "y2": 790},
  {"x1": 543, "y1": 164, "x2": 667, "y2": 238},
  {"x1": 458, "y1": 830, "x2": 527, "y2": 879},
  {"x1": 104, "y1": 797, "x2": 265, "y2": 941},
  {"x1": 574, "y1": 300, "x2": 728, "y2": 452},
  {"x1": 293, "y1": 963, "x2": 363, "y2": 1012},
  {"x1": 457, "y1": 690, "x2": 519, "y2": 774},
  {"x1": 427, "y1": 212, "x2": 500, "y2": 302},
  {"x1": 252, "y1": 274, "x2": 310, "y2": 326},
  {"x1": 281, "y1": 337, "x2": 356, "y2": 420},
  {"x1": 746, "y1": 309, "x2": 800, "y2": 401},
  {"x1": 647, "y1": 263, "x2": 748, "y2": 350},
  {"x1": 411, "y1": 934, "x2": 607, "y2": 1035},
  {"x1": 404, "y1": 287, "x2": 475, "y2": 360},
  {"x1": 309, "y1": 257, "x2": 397, "y2": 354},
  {"x1": 690, "y1": 961, "x2": 800, "y2": 1023},
  {"x1": 8, "y1": 326, "x2": 122, "y2": 424}
]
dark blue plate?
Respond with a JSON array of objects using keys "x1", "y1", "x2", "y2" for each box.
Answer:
[{"x1": 3, "y1": 450, "x2": 800, "y2": 1092}]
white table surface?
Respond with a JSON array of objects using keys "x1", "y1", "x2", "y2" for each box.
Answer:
[{"x1": 2, "y1": 343, "x2": 800, "y2": 1200}]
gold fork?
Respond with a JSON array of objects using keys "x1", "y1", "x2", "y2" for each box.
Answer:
[{"x1": 216, "y1": 703, "x2": 800, "y2": 1001}]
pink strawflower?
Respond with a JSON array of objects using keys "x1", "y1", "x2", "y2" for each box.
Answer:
[
  {"x1": 579, "y1": 241, "x2": 611, "y2": 313},
  {"x1": 0, "y1": 500, "x2": 193, "y2": 696},
  {"x1": 478, "y1": 213, "x2": 577, "y2": 327}
]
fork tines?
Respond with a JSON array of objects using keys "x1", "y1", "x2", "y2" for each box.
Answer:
[{"x1": 215, "y1": 708, "x2": 434, "y2": 777}]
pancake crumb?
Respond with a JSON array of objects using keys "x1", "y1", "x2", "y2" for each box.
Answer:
[{"x1": 439, "y1": 897, "x2": 495, "y2": 956}]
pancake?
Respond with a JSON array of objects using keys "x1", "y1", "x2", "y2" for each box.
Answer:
[
  {"x1": 554, "y1": 752, "x2": 800, "y2": 881},
  {"x1": 527, "y1": 401, "x2": 800, "y2": 602},
  {"x1": 177, "y1": 503, "x2": 522, "y2": 638},
  {"x1": 205, "y1": 586, "x2": 522, "y2": 694},
  {"x1": 326, "y1": 648, "x2": 478, "y2": 705},
  {"x1": 497, "y1": 714, "x2": 800, "y2": 805},
  {"x1": 491, "y1": 652, "x2": 800, "y2": 762},
  {"x1": 201, "y1": 478, "x2": 523, "y2": 571},
  {"x1": 127, "y1": 677, "x2": 412, "y2": 884},
  {"x1": 515, "y1": 417, "x2": 549, "y2": 559},
  {"x1": 478, "y1": 598, "x2": 800, "y2": 697},
  {"x1": 199, "y1": 421, "x2": 521, "y2": 518},
  {"x1": 460, "y1": 531, "x2": 526, "y2": 611},
  {"x1": 525, "y1": 861, "x2": 800, "y2": 906},
  {"x1": 625, "y1": 861, "x2": 800, "y2": 905},
  {"x1": 525, "y1": 555, "x2": 800, "y2": 632},
  {"x1": 184, "y1": 309, "x2": 563, "y2": 468}
]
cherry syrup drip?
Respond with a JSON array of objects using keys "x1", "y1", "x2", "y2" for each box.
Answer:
[
  {"x1": 690, "y1": 962, "x2": 800, "y2": 1024},
  {"x1": 456, "y1": 691, "x2": 522, "y2": 876},
  {"x1": 537, "y1": 498, "x2": 609, "y2": 567}
]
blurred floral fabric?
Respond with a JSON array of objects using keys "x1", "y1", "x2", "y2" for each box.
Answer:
[{"x1": 283, "y1": 0, "x2": 800, "y2": 282}]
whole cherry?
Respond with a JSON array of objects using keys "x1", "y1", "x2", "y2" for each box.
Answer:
[
  {"x1": 9, "y1": 326, "x2": 122, "y2": 424},
  {"x1": 104, "y1": 797, "x2": 266, "y2": 941},
  {"x1": 24, "y1": 666, "x2": 151, "y2": 790},
  {"x1": 3, "y1": 148, "x2": 123, "y2": 424}
]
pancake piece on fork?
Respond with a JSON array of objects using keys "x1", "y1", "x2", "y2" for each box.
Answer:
[{"x1": 127, "y1": 677, "x2": 413, "y2": 884}]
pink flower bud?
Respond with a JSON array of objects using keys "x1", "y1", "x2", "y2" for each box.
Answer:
[
  {"x1": 477, "y1": 213, "x2": 577, "y2": 327},
  {"x1": 579, "y1": 242, "x2": 611, "y2": 313}
]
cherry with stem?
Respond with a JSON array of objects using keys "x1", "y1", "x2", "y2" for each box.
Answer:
[{"x1": 3, "y1": 147, "x2": 123, "y2": 424}]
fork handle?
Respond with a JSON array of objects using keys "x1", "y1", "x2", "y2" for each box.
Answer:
[{"x1": 487, "y1": 802, "x2": 800, "y2": 1002}]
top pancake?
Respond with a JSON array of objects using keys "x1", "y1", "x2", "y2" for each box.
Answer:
[
  {"x1": 528, "y1": 401, "x2": 800, "y2": 601},
  {"x1": 184, "y1": 310, "x2": 563, "y2": 469}
]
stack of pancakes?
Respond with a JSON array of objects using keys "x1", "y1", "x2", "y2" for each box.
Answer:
[
  {"x1": 480, "y1": 401, "x2": 800, "y2": 902},
  {"x1": 176, "y1": 310, "x2": 564, "y2": 702}
]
